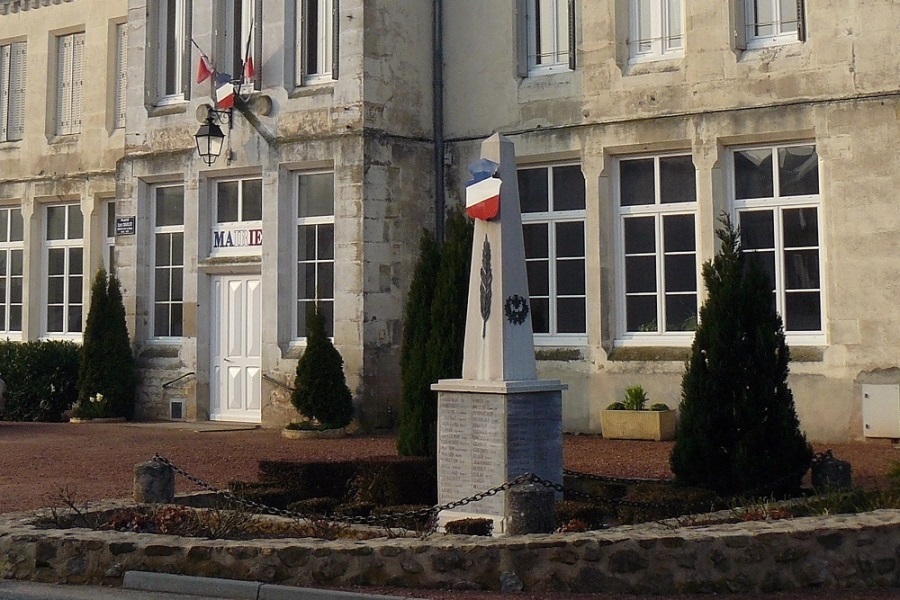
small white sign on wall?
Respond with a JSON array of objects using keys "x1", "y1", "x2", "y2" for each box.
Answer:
[{"x1": 211, "y1": 225, "x2": 262, "y2": 256}]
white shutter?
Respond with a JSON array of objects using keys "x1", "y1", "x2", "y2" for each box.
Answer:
[
  {"x1": 516, "y1": 0, "x2": 529, "y2": 77},
  {"x1": 0, "y1": 45, "x2": 9, "y2": 141},
  {"x1": 115, "y1": 24, "x2": 127, "y2": 129},
  {"x1": 57, "y1": 35, "x2": 73, "y2": 135},
  {"x1": 8, "y1": 43, "x2": 26, "y2": 141},
  {"x1": 71, "y1": 33, "x2": 84, "y2": 133}
]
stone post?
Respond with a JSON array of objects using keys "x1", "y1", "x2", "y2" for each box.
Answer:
[
  {"x1": 506, "y1": 484, "x2": 556, "y2": 535},
  {"x1": 133, "y1": 461, "x2": 175, "y2": 503}
]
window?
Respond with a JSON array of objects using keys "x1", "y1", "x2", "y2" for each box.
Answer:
[
  {"x1": 44, "y1": 204, "x2": 84, "y2": 336},
  {"x1": 0, "y1": 41, "x2": 26, "y2": 142},
  {"x1": 0, "y1": 206, "x2": 24, "y2": 335},
  {"x1": 738, "y1": 0, "x2": 805, "y2": 48},
  {"x1": 296, "y1": 0, "x2": 338, "y2": 84},
  {"x1": 220, "y1": 0, "x2": 261, "y2": 87},
  {"x1": 629, "y1": 0, "x2": 683, "y2": 62},
  {"x1": 211, "y1": 178, "x2": 262, "y2": 256},
  {"x1": 616, "y1": 154, "x2": 698, "y2": 340},
  {"x1": 152, "y1": 0, "x2": 189, "y2": 103},
  {"x1": 104, "y1": 200, "x2": 116, "y2": 273},
  {"x1": 521, "y1": 0, "x2": 575, "y2": 75},
  {"x1": 113, "y1": 23, "x2": 127, "y2": 128},
  {"x1": 295, "y1": 172, "x2": 334, "y2": 339},
  {"x1": 732, "y1": 143, "x2": 822, "y2": 337},
  {"x1": 519, "y1": 164, "x2": 586, "y2": 340},
  {"x1": 153, "y1": 186, "x2": 184, "y2": 338},
  {"x1": 56, "y1": 32, "x2": 84, "y2": 135}
]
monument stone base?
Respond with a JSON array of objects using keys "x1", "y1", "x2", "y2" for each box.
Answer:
[{"x1": 432, "y1": 379, "x2": 565, "y2": 535}]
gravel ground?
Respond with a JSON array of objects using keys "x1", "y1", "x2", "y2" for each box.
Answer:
[{"x1": 1, "y1": 421, "x2": 898, "y2": 600}]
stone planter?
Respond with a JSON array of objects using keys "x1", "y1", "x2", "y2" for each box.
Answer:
[
  {"x1": 69, "y1": 417, "x2": 127, "y2": 424},
  {"x1": 600, "y1": 409, "x2": 676, "y2": 441},
  {"x1": 281, "y1": 426, "x2": 346, "y2": 440}
]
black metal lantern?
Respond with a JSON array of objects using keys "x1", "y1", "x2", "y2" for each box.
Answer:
[{"x1": 194, "y1": 113, "x2": 226, "y2": 166}]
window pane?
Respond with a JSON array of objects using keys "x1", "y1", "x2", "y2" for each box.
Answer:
[
  {"x1": 734, "y1": 149, "x2": 774, "y2": 199},
  {"x1": 779, "y1": 0, "x2": 798, "y2": 32},
  {"x1": 156, "y1": 187, "x2": 184, "y2": 226},
  {"x1": 530, "y1": 297, "x2": 549, "y2": 334},
  {"x1": 47, "y1": 306, "x2": 64, "y2": 332},
  {"x1": 0, "y1": 250, "x2": 6, "y2": 276},
  {"x1": 620, "y1": 159, "x2": 655, "y2": 206},
  {"x1": 171, "y1": 268, "x2": 183, "y2": 301},
  {"x1": 785, "y1": 292, "x2": 821, "y2": 331},
  {"x1": 318, "y1": 224, "x2": 334, "y2": 260},
  {"x1": 10, "y1": 277, "x2": 22, "y2": 303},
  {"x1": 523, "y1": 223, "x2": 549, "y2": 258},
  {"x1": 298, "y1": 173, "x2": 334, "y2": 217},
  {"x1": 556, "y1": 221, "x2": 584, "y2": 258},
  {"x1": 557, "y1": 259, "x2": 585, "y2": 295},
  {"x1": 48, "y1": 248, "x2": 65, "y2": 275},
  {"x1": 154, "y1": 305, "x2": 170, "y2": 337},
  {"x1": 660, "y1": 155, "x2": 695, "y2": 203},
  {"x1": 746, "y1": 250, "x2": 776, "y2": 291},
  {"x1": 10, "y1": 250, "x2": 22, "y2": 275},
  {"x1": 317, "y1": 262, "x2": 334, "y2": 299},
  {"x1": 667, "y1": 0, "x2": 683, "y2": 48},
  {"x1": 624, "y1": 216, "x2": 655, "y2": 254},
  {"x1": 662, "y1": 214, "x2": 695, "y2": 252},
  {"x1": 69, "y1": 248, "x2": 83, "y2": 274},
  {"x1": 9, "y1": 305, "x2": 21, "y2": 331},
  {"x1": 48, "y1": 278, "x2": 64, "y2": 304},
  {"x1": 156, "y1": 234, "x2": 172, "y2": 266},
  {"x1": 779, "y1": 146, "x2": 818, "y2": 197},
  {"x1": 297, "y1": 226, "x2": 312, "y2": 261},
  {"x1": 47, "y1": 206, "x2": 66, "y2": 240},
  {"x1": 626, "y1": 256, "x2": 657, "y2": 293},
  {"x1": 783, "y1": 207, "x2": 818, "y2": 248},
  {"x1": 217, "y1": 181, "x2": 240, "y2": 223},
  {"x1": 557, "y1": 298, "x2": 585, "y2": 334},
  {"x1": 9, "y1": 209, "x2": 23, "y2": 242},
  {"x1": 518, "y1": 168, "x2": 549, "y2": 213},
  {"x1": 626, "y1": 295, "x2": 657, "y2": 332},
  {"x1": 665, "y1": 294, "x2": 697, "y2": 331},
  {"x1": 107, "y1": 202, "x2": 117, "y2": 237},
  {"x1": 242, "y1": 179, "x2": 263, "y2": 221},
  {"x1": 306, "y1": 0, "x2": 320, "y2": 74},
  {"x1": 297, "y1": 265, "x2": 312, "y2": 300},
  {"x1": 740, "y1": 210, "x2": 775, "y2": 250},
  {"x1": 553, "y1": 166, "x2": 585, "y2": 211},
  {"x1": 171, "y1": 233, "x2": 184, "y2": 266},
  {"x1": 753, "y1": 0, "x2": 774, "y2": 37},
  {"x1": 155, "y1": 269, "x2": 171, "y2": 301},
  {"x1": 784, "y1": 250, "x2": 819, "y2": 290},
  {"x1": 637, "y1": 0, "x2": 652, "y2": 52},
  {"x1": 170, "y1": 303, "x2": 183, "y2": 336},
  {"x1": 526, "y1": 260, "x2": 550, "y2": 296},
  {"x1": 69, "y1": 276, "x2": 82, "y2": 304},
  {"x1": 297, "y1": 300, "x2": 310, "y2": 337},
  {"x1": 303, "y1": 263, "x2": 317, "y2": 299},
  {"x1": 664, "y1": 254, "x2": 696, "y2": 293},
  {"x1": 320, "y1": 300, "x2": 335, "y2": 338},
  {"x1": 0, "y1": 211, "x2": 8, "y2": 242},
  {"x1": 67, "y1": 205, "x2": 83, "y2": 240}
]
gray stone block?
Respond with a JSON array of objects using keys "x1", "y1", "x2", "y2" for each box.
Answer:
[
  {"x1": 506, "y1": 483, "x2": 555, "y2": 535},
  {"x1": 133, "y1": 461, "x2": 175, "y2": 504}
]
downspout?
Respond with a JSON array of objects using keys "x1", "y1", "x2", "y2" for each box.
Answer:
[{"x1": 432, "y1": 0, "x2": 445, "y2": 240}]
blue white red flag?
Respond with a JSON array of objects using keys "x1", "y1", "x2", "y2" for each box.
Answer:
[
  {"x1": 466, "y1": 158, "x2": 501, "y2": 221},
  {"x1": 215, "y1": 72, "x2": 236, "y2": 109}
]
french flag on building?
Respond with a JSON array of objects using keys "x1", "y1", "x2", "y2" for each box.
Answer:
[
  {"x1": 465, "y1": 158, "x2": 501, "y2": 221},
  {"x1": 215, "y1": 72, "x2": 236, "y2": 109}
]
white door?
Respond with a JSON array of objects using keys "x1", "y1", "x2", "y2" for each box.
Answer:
[{"x1": 210, "y1": 275, "x2": 262, "y2": 423}]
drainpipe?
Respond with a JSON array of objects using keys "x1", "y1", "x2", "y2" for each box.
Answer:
[{"x1": 432, "y1": 0, "x2": 445, "y2": 240}]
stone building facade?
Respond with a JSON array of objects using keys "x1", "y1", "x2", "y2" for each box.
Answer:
[{"x1": 0, "y1": 0, "x2": 898, "y2": 441}]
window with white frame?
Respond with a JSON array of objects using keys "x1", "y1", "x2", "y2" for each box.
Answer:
[
  {"x1": 0, "y1": 206, "x2": 24, "y2": 335},
  {"x1": 731, "y1": 143, "x2": 822, "y2": 336},
  {"x1": 616, "y1": 154, "x2": 698, "y2": 340},
  {"x1": 44, "y1": 204, "x2": 84, "y2": 336},
  {"x1": 211, "y1": 178, "x2": 262, "y2": 256},
  {"x1": 104, "y1": 200, "x2": 116, "y2": 273},
  {"x1": 296, "y1": 0, "x2": 338, "y2": 84},
  {"x1": 153, "y1": 185, "x2": 184, "y2": 338},
  {"x1": 0, "y1": 41, "x2": 26, "y2": 142},
  {"x1": 56, "y1": 32, "x2": 84, "y2": 136},
  {"x1": 113, "y1": 23, "x2": 127, "y2": 128},
  {"x1": 295, "y1": 172, "x2": 334, "y2": 339},
  {"x1": 519, "y1": 164, "x2": 586, "y2": 340},
  {"x1": 739, "y1": 0, "x2": 804, "y2": 48},
  {"x1": 219, "y1": 0, "x2": 261, "y2": 87},
  {"x1": 153, "y1": 0, "x2": 189, "y2": 103},
  {"x1": 523, "y1": 0, "x2": 575, "y2": 75},
  {"x1": 629, "y1": 0, "x2": 683, "y2": 62}
]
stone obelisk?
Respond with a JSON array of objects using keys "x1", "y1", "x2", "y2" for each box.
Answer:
[{"x1": 432, "y1": 133, "x2": 565, "y2": 535}]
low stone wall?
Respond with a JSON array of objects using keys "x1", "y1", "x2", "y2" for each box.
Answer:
[{"x1": 1, "y1": 503, "x2": 899, "y2": 594}]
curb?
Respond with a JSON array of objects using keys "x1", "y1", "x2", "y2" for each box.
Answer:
[{"x1": 123, "y1": 571, "x2": 425, "y2": 600}]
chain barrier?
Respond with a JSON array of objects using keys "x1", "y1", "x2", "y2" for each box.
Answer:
[{"x1": 152, "y1": 452, "x2": 821, "y2": 535}]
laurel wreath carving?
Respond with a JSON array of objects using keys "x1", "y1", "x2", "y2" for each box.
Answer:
[
  {"x1": 504, "y1": 294, "x2": 530, "y2": 326},
  {"x1": 480, "y1": 236, "x2": 492, "y2": 338}
]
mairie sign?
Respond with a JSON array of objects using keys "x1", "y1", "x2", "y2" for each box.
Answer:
[{"x1": 212, "y1": 228, "x2": 262, "y2": 249}]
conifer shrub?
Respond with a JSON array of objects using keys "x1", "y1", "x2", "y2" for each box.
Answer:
[
  {"x1": 76, "y1": 268, "x2": 136, "y2": 419},
  {"x1": 670, "y1": 216, "x2": 813, "y2": 497},
  {"x1": 291, "y1": 303, "x2": 354, "y2": 429},
  {"x1": 396, "y1": 209, "x2": 473, "y2": 457}
]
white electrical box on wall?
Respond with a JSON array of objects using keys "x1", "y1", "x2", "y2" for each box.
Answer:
[{"x1": 861, "y1": 384, "x2": 900, "y2": 438}]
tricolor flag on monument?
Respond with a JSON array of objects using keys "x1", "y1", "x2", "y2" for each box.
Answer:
[{"x1": 465, "y1": 158, "x2": 501, "y2": 221}]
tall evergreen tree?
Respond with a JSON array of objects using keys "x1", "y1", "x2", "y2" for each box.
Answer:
[
  {"x1": 671, "y1": 216, "x2": 812, "y2": 496},
  {"x1": 397, "y1": 230, "x2": 442, "y2": 456},
  {"x1": 76, "y1": 268, "x2": 136, "y2": 419},
  {"x1": 396, "y1": 209, "x2": 473, "y2": 457},
  {"x1": 292, "y1": 303, "x2": 354, "y2": 428}
]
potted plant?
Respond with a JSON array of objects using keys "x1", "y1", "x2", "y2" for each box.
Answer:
[
  {"x1": 600, "y1": 385, "x2": 677, "y2": 441},
  {"x1": 284, "y1": 304, "x2": 354, "y2": 439}
]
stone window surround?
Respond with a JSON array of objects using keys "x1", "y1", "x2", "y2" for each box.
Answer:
[{"x1": 293, "y1": 170, "x2": 335, "y2": 341}]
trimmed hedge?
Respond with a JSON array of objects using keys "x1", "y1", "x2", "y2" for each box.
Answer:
[
  {"x1": 0, "y1": 340, "x2": 80, "y2": 422},
  {"x1": 444, "y1": 517, "x2": 492, "y2": 536}
]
